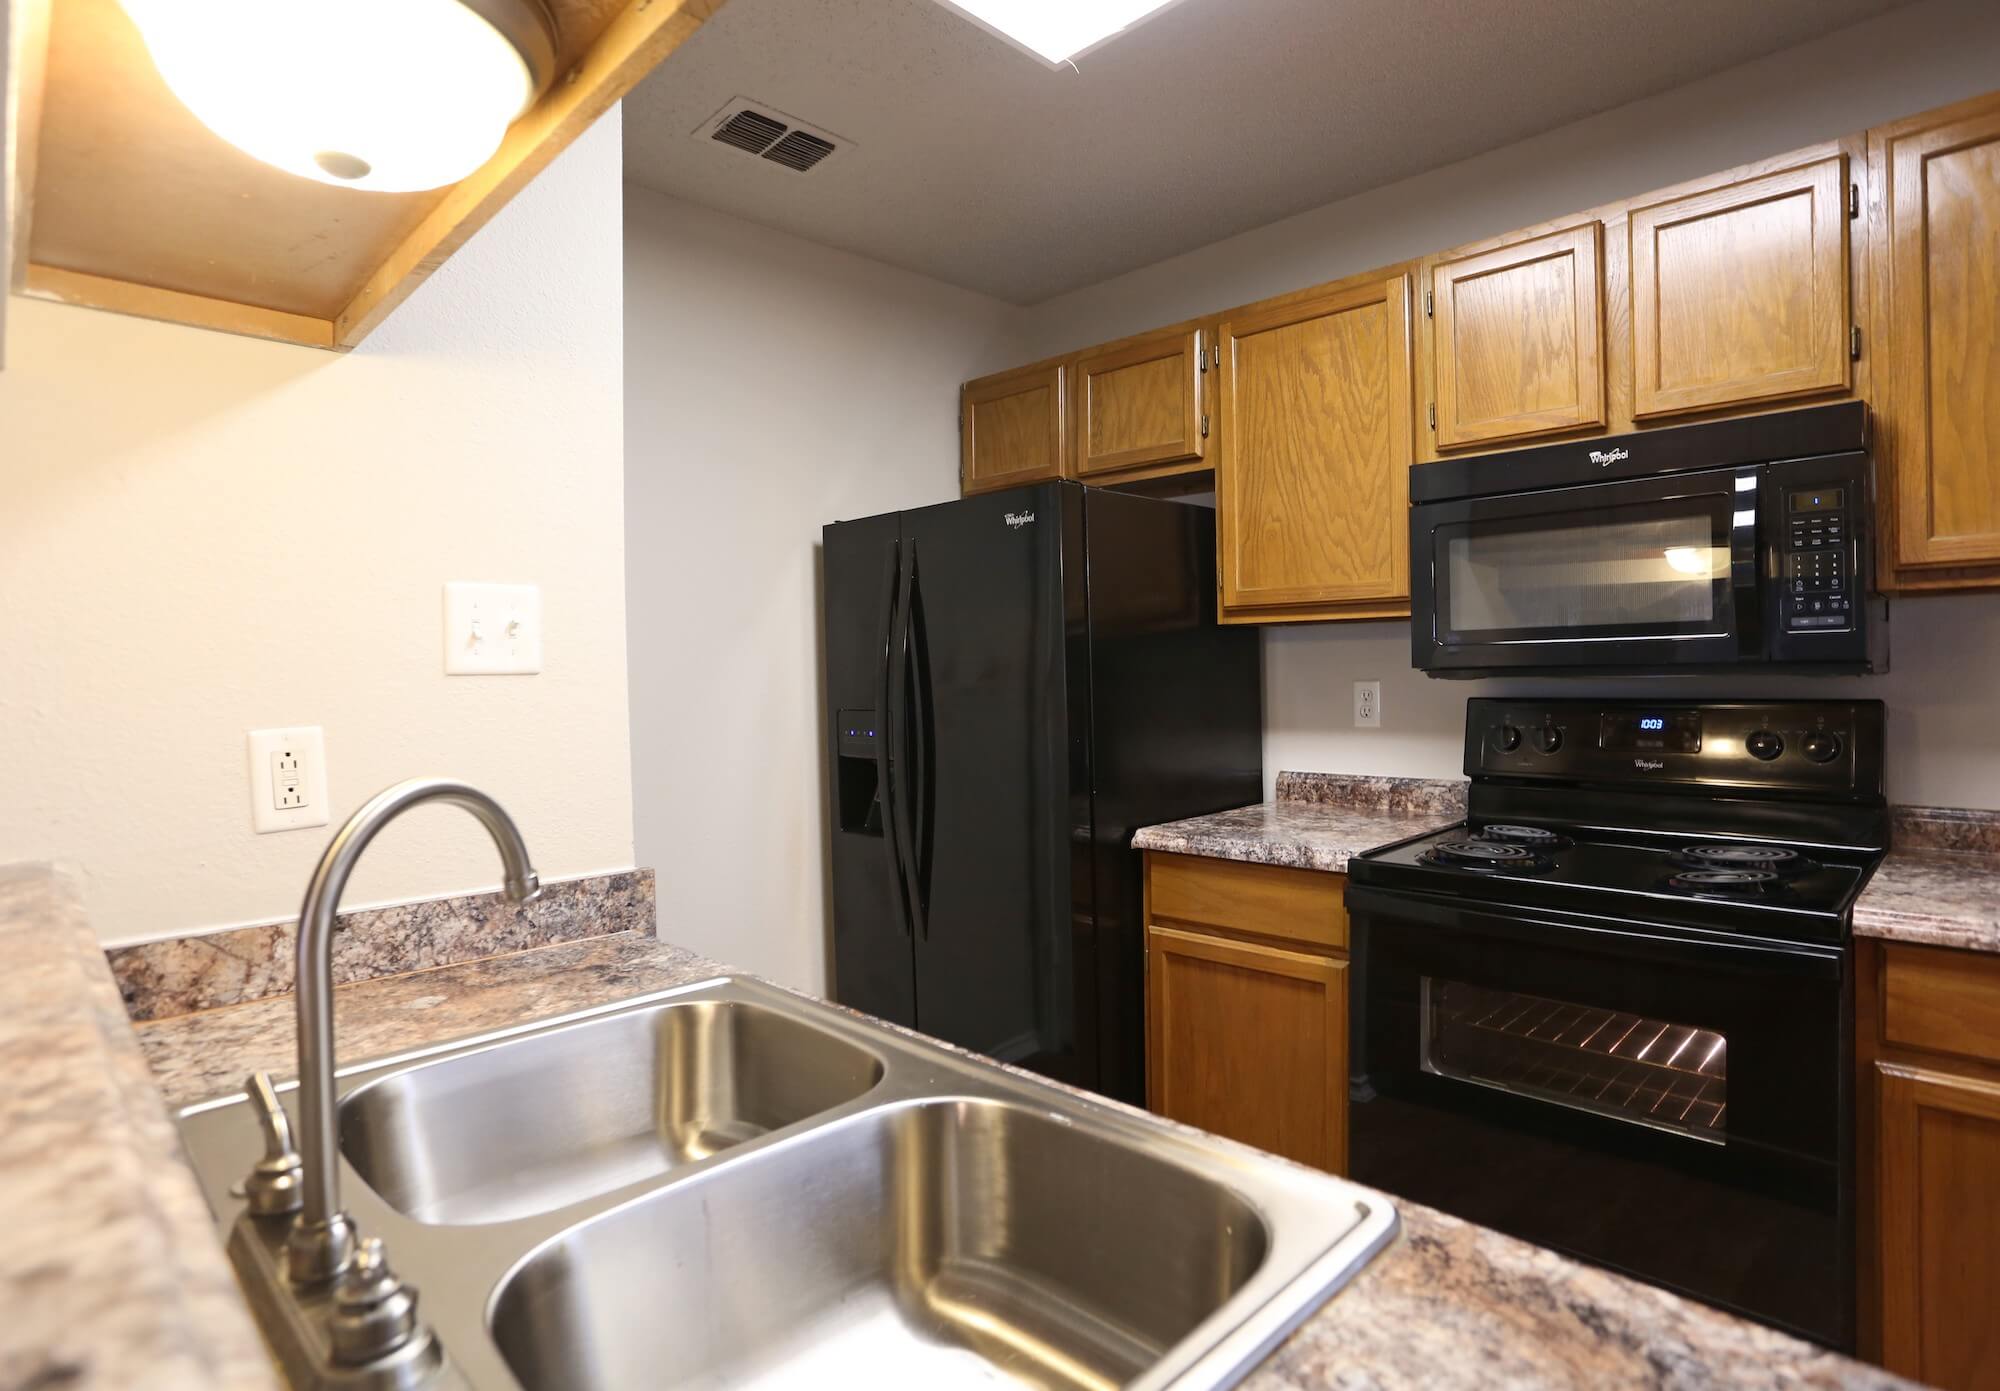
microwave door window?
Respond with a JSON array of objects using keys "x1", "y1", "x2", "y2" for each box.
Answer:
[{"x1": 1440, "y1": 503, "x2": 1731, "y2": 644}]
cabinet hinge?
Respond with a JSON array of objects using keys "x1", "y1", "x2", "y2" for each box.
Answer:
[
  {"x1": 1200, "y1": 413, "x2": 1210, "y2": 439},
  {"x1": 1424, "y1": 288, "x2": 1434, "y2": 318},
  {"x1": 1851, "y1": 324, "x2": 1863, "y2": 360},
  {"x1": 1848, "y1": 182, "x2": 1860, "y2": 219},
  {"x1": 1427, "y1": 402, "x2": 1437, "y2": 430}
]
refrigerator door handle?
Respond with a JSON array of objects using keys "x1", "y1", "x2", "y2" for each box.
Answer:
[
  {"x1": 875, "y1": 539, "x2": 912, "y2": 938},
  {"x1": 888, "y1": 542, "x2": 926, "y2": 941},
  {"x1": 907, "y1": 543, "x2": 935, "y2": 938}
]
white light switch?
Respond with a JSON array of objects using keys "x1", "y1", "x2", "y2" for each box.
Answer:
[
  {"x1": 444, "y1": 582, "x2": 542, "y2": 675},
  {"x1": 248, "y1": 727, "x2": 328, "y2": 834}
]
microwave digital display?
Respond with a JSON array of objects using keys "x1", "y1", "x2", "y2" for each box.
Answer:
[{"x1": 1601, "y1": 710, "x2": 1703, "y2": 754}]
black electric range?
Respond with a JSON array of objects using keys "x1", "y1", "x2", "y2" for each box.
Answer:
[{"x1": 1345, "y1": 698, "x2": 1887, "y2": 1351}]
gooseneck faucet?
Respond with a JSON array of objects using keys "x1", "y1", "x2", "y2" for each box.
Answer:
[{"x1": 284, "y1": 779, "x2": 541, "y2": 1288}]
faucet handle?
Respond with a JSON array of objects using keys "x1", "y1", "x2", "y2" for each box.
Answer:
[
  {"x1": 242, "y1": 1071, "x2": 304, "y2": 1218},
  {"x1": 329, "y1": 1236, "x2": 424, "y2": 1366}
]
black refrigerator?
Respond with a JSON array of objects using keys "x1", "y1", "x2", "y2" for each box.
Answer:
[{"x1": 822, "y1": 481, "x2": 1261, "y2": 1105}]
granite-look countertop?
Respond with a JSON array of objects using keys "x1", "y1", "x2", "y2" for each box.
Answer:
[
  {"x1": 0, "y1": 865, "x2": 278, "y2": 1391},
  {"x1": 136, "y1": 930, "x2": 1909, "y2": 1391},
  {"x1": 1853, "y1": 805, "x2": 2000, "y2": 955},
  {"x1": 1132, "y1": 771, "x2": 1465, "y2": 873}
]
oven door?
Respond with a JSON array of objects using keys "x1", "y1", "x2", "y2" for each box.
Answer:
[
  {"x1": 1411, "y1": 465, "x2": 1761, "y2": 674},
  {"x1": 1348, "y1": 887, "x2": 1850, "y2": 1348}
]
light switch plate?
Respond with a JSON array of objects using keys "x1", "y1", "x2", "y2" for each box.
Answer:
[
  {"x1": 247, "y1": 726, "x2": 329, "y2": 834},
  {"x1": 443, "y1": 582, "x2": 542, "y2": 675}
]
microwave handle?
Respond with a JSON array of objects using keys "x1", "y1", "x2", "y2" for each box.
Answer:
[{"x1": 1730, "y1": 468, "x2": 1763, "y2": 654}]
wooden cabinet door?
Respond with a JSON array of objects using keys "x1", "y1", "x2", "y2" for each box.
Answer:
[
  {"x1": 1216, "y1": 272, "x2": 1412, "y2": 620},
  {"x1": 1072, "y1": 328, "x2": 1206, "y2": 479},
  {"x1": 1146, "y1": 925, "x2": 1347, "y2": 1172},
  {"x1": 961, "y1": 362, "x2": 1064, "y2": 495},
  {"x1": 1430, "y1": 222, "x2": 1605, "y2": 448},
  {"x1": 1876, "y1": 1064, "x2": 2000, "y2": 1390},
  {"x1": 1630, "y1": 155, "x2": 1851, "y2": 419},
  {"x1": 1871, "y1": 94, "x2": 2000, "y2": 576}
]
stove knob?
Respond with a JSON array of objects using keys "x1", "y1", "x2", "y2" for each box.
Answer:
[
  {"x1": 1746, "y1": 730, "x2": 1784, "y2": 762},
  {"x1": 1803, "y1": 731, "x2": 1843, "y2": 764},
  {"x1": 1534, "y1": 725, "x2": 1563, "y2": 754},
  {"x1": 1491, "y1": 724, "x2": 1521, "y2": 753}
]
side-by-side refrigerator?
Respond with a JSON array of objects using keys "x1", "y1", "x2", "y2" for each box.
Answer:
[{"x1": 822, "y1": 481, "x2": 1261, "y2": 1104}]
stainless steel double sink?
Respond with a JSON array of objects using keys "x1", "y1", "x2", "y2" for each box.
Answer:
[{"x1": 177, "y1": 976, "x2": 1397, "y2": 1390}]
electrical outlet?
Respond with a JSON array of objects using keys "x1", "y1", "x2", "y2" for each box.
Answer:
[
  {"x1": 1354, "y1": 680, "x2": 1382, "y2": 729},
  {"x1": 444, "y1": 582, "x2": 542, "y2": 675},
  {"x1": 248, "y1": 727, "x2": 328, "y2": 834}
]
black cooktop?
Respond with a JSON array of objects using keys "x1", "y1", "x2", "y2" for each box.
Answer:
[{"x1": 1355, "y1": 819, "x2": 1876, "y2": 943}]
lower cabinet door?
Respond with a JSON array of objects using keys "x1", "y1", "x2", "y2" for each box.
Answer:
[
  {"x1": 1145, "y1": 925, "x2": 1346, "y2": 1172},
  {"x1": 1876, "y1": 1063, "x2": 2000, "y2": 1390}
]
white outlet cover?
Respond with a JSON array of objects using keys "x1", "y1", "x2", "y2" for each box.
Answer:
[
  {"x1": 1353, "y1": 680, "x2": 1382, "y2": 729},
  {"x1": 444, "y1": 582, "x2": 542, "y2": 675},
  {"x1": 247, "y1": 726, "x2": 329, "y2": 834}
]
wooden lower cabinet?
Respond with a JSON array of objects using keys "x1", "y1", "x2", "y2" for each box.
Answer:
[
  {"x1": 1859, "y1": 938, "x2": 2000, "y2": 1389},
  {"x1": 1142, "y1": 852, "x2": 1350, "y2": 1172}
]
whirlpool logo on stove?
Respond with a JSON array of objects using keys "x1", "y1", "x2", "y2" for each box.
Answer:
[
  {"x1": 1589, "y1": 447, "x2": 1632, "y2": 467},
  {"x1": 1004, "y1": 511, "x2": 1036, "y2": 530},
  {"x1": 1634, "y1": 758, "x2": 1666, "y2": 771}
]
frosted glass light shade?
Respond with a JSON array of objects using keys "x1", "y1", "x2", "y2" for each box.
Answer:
[{"x1": 120, "y1": 0, "x2": 550, "y2": 193}]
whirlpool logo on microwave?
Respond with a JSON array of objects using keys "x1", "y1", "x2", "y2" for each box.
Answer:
[
  {"x1": 1634, "y1": 758, "x2": 1666, "y2": 771},
  {"x1": 1589, "y1": 447, "x2": 1632, "y2": 467},
  {"x1": 1004, "y1": 511, "x2": 1036, "y2": 530}
]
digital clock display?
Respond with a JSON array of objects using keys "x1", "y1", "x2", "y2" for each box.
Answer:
[{"x1": 1601, "y1": 709, "x2": 1703, "y2": 754}]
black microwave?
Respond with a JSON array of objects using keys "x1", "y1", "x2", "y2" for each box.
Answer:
[{"x1": 1409, "y1": 403, "x2": 1883, "y2": 677}]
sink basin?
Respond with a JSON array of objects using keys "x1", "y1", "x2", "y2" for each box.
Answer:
[
  {"x1": 339, "y1": 998, "x2": 883, "y2": 1224},
  {"x1": 176, "y1": 975, "x2": 1395, "y2": 1391},
  {"x1": 490, "y1": 1097, "x2": 1270, "y2": 1390}
]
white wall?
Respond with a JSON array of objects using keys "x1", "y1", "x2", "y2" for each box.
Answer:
[
  {"x1": 0, "y1": 114, "x2": 635, "y2": 944},
  {"x1": 624, "y1": 188, "x2": 1019, "y2": 992},
  {"x1": 1007, "y1": 0, "x2": 2000, "y2": 810}
]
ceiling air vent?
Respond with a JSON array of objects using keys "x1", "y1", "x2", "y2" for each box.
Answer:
[{"x1": 696, "y1": 98, "x2": 850, "y2": 174}]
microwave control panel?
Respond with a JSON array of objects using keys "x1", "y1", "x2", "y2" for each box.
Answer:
[{"x1": 1781, "y1": 486, "x2": 1853, "y2": 631}]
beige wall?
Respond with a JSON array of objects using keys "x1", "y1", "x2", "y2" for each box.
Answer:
[
  {"x1": 1005, "y1": 0, "x2": 2000, "y2": 809},
  {"x1": 0, "y1": 114, "x2": 634, "y2": 945},
  {"x1": 623, "y1": 188, "x2": 1020, "y2": 992}
]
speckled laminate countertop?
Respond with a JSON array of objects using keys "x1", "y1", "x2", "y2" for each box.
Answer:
[
  {"x1": 136, "y1": 931, "x2": 1909, "y2": 1391},
  {"x1": 1851, "y1": 805, "x2": 2000, "y2": 954},
  {"x1": 1131, "y1": 771, "x2": 1465, "y2": 873},
  {"x1": 0, "y1": 865, "x2": 278, "y2": 1391}
]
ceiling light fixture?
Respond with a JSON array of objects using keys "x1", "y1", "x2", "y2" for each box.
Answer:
[
  {"x1": 119, "y1": 0, "x2": 557, "y2": 194},
  {"x1": 931, "y1": 0, "x2": 1190, "y2": 69}
]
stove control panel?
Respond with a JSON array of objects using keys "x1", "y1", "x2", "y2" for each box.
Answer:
[{"x1": 1465, "y1": 699, "x2": 1885, "y2": 797}]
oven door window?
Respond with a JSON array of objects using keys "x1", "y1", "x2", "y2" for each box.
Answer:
[
  {"x1": 1423, "y1": 979, "x2": 1726, "y2": 1143},
  {"x1": 1435, "y1": 498, "x2": 1736, "y2": 645}
]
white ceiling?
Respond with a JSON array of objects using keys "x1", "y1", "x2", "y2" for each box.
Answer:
[{"x1": 622, "y1": 0, "x2": 1910, "y2": 305}]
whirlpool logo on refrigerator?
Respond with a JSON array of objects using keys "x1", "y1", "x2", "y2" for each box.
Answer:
[{"x1": 1004, "y1": 511, "x2": 1036, "y2": 530}]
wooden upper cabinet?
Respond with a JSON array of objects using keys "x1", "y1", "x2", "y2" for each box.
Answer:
[
  {"x1": 1629, "y1": 154, "x2": 1852, "y2": 419},
  {"x1": 1430, "y1": 222, "x2": 1605, "y2": 449},
  {"x1": 1216, "y1": 271, "x2": 1414, "y2": 621},
  {"x1": 961, "y1": 362, "x2": 1065, "y2": 495},
  {"x1": 1871, "y1": 92, "x2": 2000, "y2": 580},
  {"x1": 1071, "y1": 328, "x2": 1207, "y2": 480}
]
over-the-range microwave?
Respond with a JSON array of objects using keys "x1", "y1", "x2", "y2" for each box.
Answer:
[{"x1": 1409, "y1": 403, "x2": 1885, "y2": 677}]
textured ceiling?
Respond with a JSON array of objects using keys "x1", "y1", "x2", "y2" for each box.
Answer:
[{"x1": 623, "y1": 0, "x2": 1910, "y2": 305}]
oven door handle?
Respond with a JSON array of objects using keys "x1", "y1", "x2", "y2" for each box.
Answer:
[{"x1": 1345, "y1": 884, "x2": 1843, "y2": 980}]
